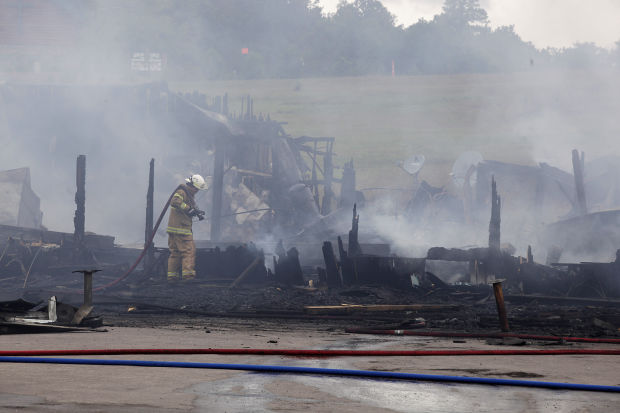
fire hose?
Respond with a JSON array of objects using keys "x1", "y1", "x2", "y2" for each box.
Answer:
[
  {"x1": 0, "y1": 356, "x2": 618, "y2": 392},
  {"x1": 0, "y1": 348, "x2": 618, "y2": 357},
  {"x1": 91, "y1": 198, "x2": 274, "y2": 291},
  {"x1": 91, "y1": 187, "x2": 178, "y2": 292},
  {"x1": 345, "y1": 329, "x2": 620, "y2": 344}
]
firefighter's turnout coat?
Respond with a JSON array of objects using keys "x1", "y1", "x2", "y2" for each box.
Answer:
[{"x1": 166, "y1": 184, "x2": 198, "y2": 280}]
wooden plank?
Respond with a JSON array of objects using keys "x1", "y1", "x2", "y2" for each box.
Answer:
[
  {"x1": 0, "y1": 224, "x2": 115, "y2": 249},
  {"x1": 229, "y1": 257, "x2": 262, "y2": 288},
  {"x1": 304, "y1": 304, "x2": 460, "y2": 314},
  {"x1": 234, "y1": 168, "x2": 273, "y2": 178}
]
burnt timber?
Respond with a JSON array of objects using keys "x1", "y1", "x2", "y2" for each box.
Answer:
[{"x1": 0, "y1": 84, "x2": 618, "y2": 342}]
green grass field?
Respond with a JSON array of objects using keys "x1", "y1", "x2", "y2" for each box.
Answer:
[{"x1": 172, "y1": 70, "x2": 620, "y2": 198}]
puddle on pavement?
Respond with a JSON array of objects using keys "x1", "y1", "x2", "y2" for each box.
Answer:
[{"x1": 188, "y1": 357, "x2": 617, "y2": 412}]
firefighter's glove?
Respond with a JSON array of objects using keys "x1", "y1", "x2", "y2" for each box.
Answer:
[{"x1": 188, "y1": 208, "x2": 205, "y2": 220}]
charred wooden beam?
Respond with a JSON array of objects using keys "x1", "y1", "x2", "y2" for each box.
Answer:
[
  {"x1": 272, "y1": 137, "x2": 321, "y2": 228},
  {"x1": 340, "y1": 159, "x2": 356, "y2": 208},
  {"x1": 311, "y1": 139, "x2": 319, "y2": 208},
  {"x1": 234, "y1": 168, "x2": 272, "y2": 178},
  {"x1": 321, "y1": 144, "x2": 334, "y2": 214},
  {"x1": 322, "y1": 241, "x2": 341, "y2": 288},
  {"x1": 230, "y1": 257, "x2": 262, "y2": 288},
  {"x1": 292, "y1": 136, "x2": 336, "y2": 144},
  {"x1": 295, "y1": 144, "x2": 331, "y2": 156},
  {"x1": 275, "y1": 239, "x2": 286, "y2": 260},
  {"x1": 317, "y1": 267, "x2": 327, "y2": 286},
  {"x1": 144, "y1": 158, "x2": 155, "y2": 269},
  {"x1": 274, "y1": 247, "x2": 304, "y2": 286},
  {"x1": 348, "y1": 204, "x2": 362, "y2": 257},
  {"x1": 488, "y1": 176, "x2": 501, "y2": 251},
  {"x1": 337, "y1": 236, "x2": 355, "y2": 285},
  {"x1": 73, "y1": 155, "x2": 86, "y2": 245},
  {"x1": 427, "y1": 247, "x2": 488, "y2": 261},
  {"x1": 337, "y1": 236, "x2": 347, "y2": 262},
  {"x1": 210, "y1": 137, "x2": 225, "y2": 241},
  {"x1": 572, "y1": 149, "x2": 587, "y2": 215}
]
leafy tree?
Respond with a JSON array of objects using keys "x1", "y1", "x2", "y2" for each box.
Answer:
[
  {"x1": 559, "y1": 42, "x2": 609, "y2": 69},
  {"x1": 441, "y1": 0, "x2": 488, "y2": 26},
  {"x1": 77, "y1": 0, "x2": 614, "y2": 80},
  {"x1": 330, "y1": 0, "x2": 401, "y2": 75}
]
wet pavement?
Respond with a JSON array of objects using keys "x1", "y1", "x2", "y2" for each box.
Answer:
[
  {"x1": 192, "y1": 373, "x2": 617, "y2": 413},
  {"x1": 0, "y1": 317, "x2": 618, "y2": 412}
]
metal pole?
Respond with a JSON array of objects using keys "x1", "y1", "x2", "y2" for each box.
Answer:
[
  {"x1": 72, "y1": 269, "x2": 101, "y2": 307},
  {"x1": 84, "y1": 272, "x2": 92, "y2": 306}
]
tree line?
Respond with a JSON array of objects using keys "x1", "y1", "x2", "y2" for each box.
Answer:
[{"x1": 89, "y1": 0, "x2": 620, "y2": 79}]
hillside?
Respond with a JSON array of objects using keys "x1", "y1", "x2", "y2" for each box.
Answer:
[{"x1": 172, "y1": 70, "x2": 620, "y2": 199}]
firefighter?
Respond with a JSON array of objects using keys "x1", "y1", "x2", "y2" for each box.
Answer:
[{"x1": 166, "y1": 174, "x2": 207, "y2": 281}]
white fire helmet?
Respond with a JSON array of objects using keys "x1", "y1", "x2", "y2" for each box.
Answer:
[{"x1": 186, "y1": 174, "x2": 208, "y2": 190}]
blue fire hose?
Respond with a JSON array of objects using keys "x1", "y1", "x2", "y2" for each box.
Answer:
[{"x1": 1, "y1": 356, "x2": 618, "y2": 393}]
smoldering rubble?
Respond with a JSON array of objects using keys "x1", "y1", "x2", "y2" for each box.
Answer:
[{"x1": 0, "y1": 82, "x2": 619, "y2": 338}]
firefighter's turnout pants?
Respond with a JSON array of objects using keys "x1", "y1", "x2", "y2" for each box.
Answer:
[
  {"x1": 166, "y1": 184, "x2": 198, "y2": 281},
  {"x1": 167, "y1": 233, "x2": 196, "y2": 280}
]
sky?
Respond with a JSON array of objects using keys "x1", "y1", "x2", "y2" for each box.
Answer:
[{"x1": 317, "y1": 0, "x2": 620, "y2": 49}]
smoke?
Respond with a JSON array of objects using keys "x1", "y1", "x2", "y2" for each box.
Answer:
[
  {"x1": 1, "y1": 1, "x2": 619, "y2": 265},
  {"x1": 0, "y1": 83, "x2": 213, "y2": 246}
]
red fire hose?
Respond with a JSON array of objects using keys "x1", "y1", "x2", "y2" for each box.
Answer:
[
  {"x1": 345, "y1": 329, "x2": 620, "y2": 344},
  {"x1": 0, "y1": 348, "x2": 618, "y2": 357}
]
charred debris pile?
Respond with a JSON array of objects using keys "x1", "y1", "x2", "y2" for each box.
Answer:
[{"x1": 1, "y1": 83, "x2": 620, "y2": 337}]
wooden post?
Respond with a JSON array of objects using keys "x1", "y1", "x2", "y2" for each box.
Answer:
[
  {"x1": 572, "y1": 149, "x2": 587, "y2": 215},
  {"x1": 144, "y1": 158, "x2": 155, "y2": 269},
  {"x1": 210, "y1": 137, "x2": 225, "y2": 241},
  {"x1": 348, "y1": 204, "x2": 362, "y2": 256},
  {"x1": 322, "y1": 241, "x2": 341, "y2": 288},
  {"x1": 488, "y1": 176, "x2": 501, "y2": 251},
  {"x1": 492, "y1": 281, "x2": 510, "y2": 332},
  {"x1": 469, "y1": 259, "x2": 480, "y2": 284},
  {"x1": 311, "y1": 139, "x2": 319, "y2": 209},
  {"x1": 463, "y1": 165, "x2": 475, "y2": 225},
  {"x1": 73, "y1": 155, "x2": 86, "y2": 246},
  {"x1": 321, "y1": 141, "x2": 334, "y2": 214},
  {"x1": 337, "y1": 236, "x2": 355, "y2": 286},
  {"x1": 339, "y1": 159, "x2": 356, "y2": 207}
]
